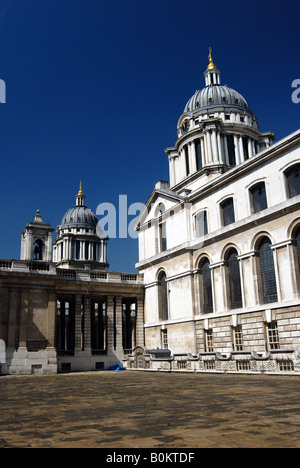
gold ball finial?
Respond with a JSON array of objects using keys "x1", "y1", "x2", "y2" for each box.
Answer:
[{"x1": 207, "y1": 47, "x2": 216, "y2": 70}]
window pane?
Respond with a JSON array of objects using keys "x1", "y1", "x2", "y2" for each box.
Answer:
[
  {"x1": 159, "y1": 273, "x2": 169, "y2": 321},
  {"x1": 195, "y1": 211, "x2": 208, "y2": 237},
  {"x1": 195, "y1": 139, "x2": 202, "y2": 171},
  {"x1": 285, "y1": 164, "x2": 300, "y2": 198},
  {"x1": 201, "y1": 259, "x2": 213, "y2": 314},
  {"x1": 227, "y1": 250, "x2": 243, "y2": 309},
  {"x1": 295, "y1": 228, "x2": 300, "y2": 271},
  {"x1": 221, "y1": 198, "x2": 235, "y2": 226},
  {"x1": 258, "y1": 238, "x2": 278, "y2": 304},
  {"x1": 250, "y1": 182, "x2": 267, "y2": 213}
]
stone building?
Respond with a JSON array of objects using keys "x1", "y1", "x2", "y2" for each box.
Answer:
[
  {"x1": 0, "y1": 186, "x2": 144, "y2": 375},
  {"x1": 133, "y1": 50, "x2": 300, "y2": 374}
]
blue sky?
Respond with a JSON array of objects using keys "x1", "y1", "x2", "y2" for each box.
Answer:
[{"x1": 0, "y1": 0, "x2": 299, "y2": 272}]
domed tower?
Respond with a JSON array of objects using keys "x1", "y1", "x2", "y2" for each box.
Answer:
[
  {"x1": 53, "y1": 183, "x2": 108, "y2": 270},
  {"x1": 165, "y1": 49, "x2": 275, "y2": 188}
]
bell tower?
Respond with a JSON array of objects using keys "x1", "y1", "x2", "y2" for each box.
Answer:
[{"x1": 21, "y1": 210, "x2": 54, "y2": 262}]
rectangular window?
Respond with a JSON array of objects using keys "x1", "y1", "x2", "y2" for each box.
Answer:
[
  {"x1": 159, "y1": 221, "x2": 167, "y2": 252},
  {"x1": 233, "y1": 325, "x2": 244, "y2": 351},
  {"x1": 205, "y1": 329, "x2": 214, "y2": 353},
  {"x1": 162, "y1": 329, "x2": 168, "y2": 349},
  {"x1": 221, "y1": 198, "x2": 235, "y2": 226},
  {"x1": 195, "y1": 211, "x2": 208, "y2": 237},
  {"x1": 285, "y1": 165, "x2": 300, "y2": 198},
  {"x1": 267, "y1": 321, "x2": 280, "y2": 350},
  {"x1": 237, "y1": 361, "x2": 250, "y2": 371},
  {"x1": 205, "y1": 361, "x2": 215, "y2": 370},
  {"x1": 250, "y1": 182, "x2": 267, "y2": 213},
  {"x1": 278, "y1": 361, "x2": 294, "y2": 372},
  {"x1": 195, "y1": 138, "x2": 202, "y2": 171}
]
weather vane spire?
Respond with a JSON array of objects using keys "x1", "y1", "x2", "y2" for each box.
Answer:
[
  {"x1": 207, "y1": 47, "x2": 216, "y2": 70},
  {"x1": 77, "y1": 180, "x2": 83, "y2": 196}
]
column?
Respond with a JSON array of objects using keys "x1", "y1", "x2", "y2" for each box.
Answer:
[
  {"x1": 106, "y1": 296, "x2": 115, "y2": 353},
  {"x1": 211, "y1": 129, "x2": 218, "y2": 163},
  {"x1": 248, "y1": 138, "x2": 254, "y2": 158},
  {"x1": 7, "y1": 288, "x2": 19, "y2": 349},
  {"x1": 135, "y1": 296, "x2": 144, "y2": 347},
  {"x1": 217, "y1": 132, "x2": 224, "y2": 164},
  {"x1": 223, "y1": 135, "x2": 229, "y2": 165},
  {"x1": 75, "y1": 294, "x2": 83, "y2": 351},
  {"x1": 205, "y1": 131, "x2": 213, "y2": 164},
  {"x1": 189, "y1": 141, "x2": 197, "y2": 173},
  {"x1": 19, "y1": 289, "x2": 29, "y2": 350},
  {"x1": 47, "y1": 290, "x2": 56, "y2": 349},
  {"x1": 239, "y1": 135, "x2": 245, "y2": 163},
  {"x1": 83, "y1": 295, "x2": 91, "y2": 351},
  {"x1": 169, "y1": 157, "x2": 176, "y2": 186},
  {"x1": 200, "y1": 138, "x2": 205, "y2": 166},
  {"x1": 234, "y1": 134, "x2": 241, "y2": 165},
  {"x1": 115, "y1": 296, "x2": 123, "y2": 353},
  {"x1": 103, "y1": 240, "x2": 108, "y2": 264}
]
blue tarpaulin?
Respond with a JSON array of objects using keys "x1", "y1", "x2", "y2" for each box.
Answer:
[{"x1": 108, "y1": 364, "x2": 126, "y2": 371}]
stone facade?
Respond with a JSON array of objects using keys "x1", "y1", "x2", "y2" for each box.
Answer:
[
  {"x1": 0, "y1": 261, "x2": 144, "y2": 375},
  {"x1": 133, "y1": 52, "x2": 300, "y2": 375},
  {"x1": 0, "y1": 186, "x2": 144, "y2": 376}
]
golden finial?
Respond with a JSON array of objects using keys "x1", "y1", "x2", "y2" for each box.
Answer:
[
  {"x1": 77, "y1": 180, "x2": 83, "y2": 196},
  {"x1": 207, "y1": 47, "x2": 216, "y2": 70}
]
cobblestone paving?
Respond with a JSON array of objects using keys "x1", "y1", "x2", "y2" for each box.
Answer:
[{"x1": 0, "y1": 371, "x2": 299, "y2": 448}]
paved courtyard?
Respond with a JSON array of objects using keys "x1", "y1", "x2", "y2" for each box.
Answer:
[{"x1": 0, "y1": 371, "x2": 299, "y2": 448}]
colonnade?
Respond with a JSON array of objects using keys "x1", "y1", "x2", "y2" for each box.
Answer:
[
  {"x1": 53, "y1": 237, "x2": 108, "y2": 263},
  {"x1": 169, "y1": 129, "x2": 271, "y2": 187}
]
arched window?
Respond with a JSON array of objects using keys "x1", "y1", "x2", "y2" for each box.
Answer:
[
  {"x1": 292, "y1": 226, "x2": 300, "y2": 273},
  {"x1": 156, "y1": 204, "x2": 167, "y2": 253},
  {"x1": 225, "y1": 249, "x2": 243, "y2": 309},
  {"x1": 249, "y1": 182, "x2": 267, "y2": 214},
  {"x1": 257, "y1": 237, "x2": 278, "y2": 304},
  {"x1": 158, "y1": 272, "x2": 169, "y2": 321},
  {"x1": 199, "y1": 258, "x2": 213, "y2": 314},
  {"x1": 285, "y1": 164, "x2": 300, "y2": 198},
  {"x1": 33, "y1": 239, "x2": 44, "y2": 260}
]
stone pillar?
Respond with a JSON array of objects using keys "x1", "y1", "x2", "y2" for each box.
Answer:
[
  {"x1": 115, "y1": 296, "x2": 123, "y2": 353},
  {"x1": 211, "y1": 130, "x2": 218, "y2": 163},
  {"x1": 234, "y1": 134, "x2": 241, "y2": 165},
  {"x1": 189, "y1": 141, "x2": 197, "y2": 173},
  {"x1": 75, "y1": 295, "x2": 83, "y2": 351},
  {"x1": 206, "y1": 131, "x2": 213, "y2": 164},
  {"x1": 7, "y1": 288, "x2": 19, "y2": 350},
  {"x1": 47, "y1": 290, "x2": 56, "y2": 349},
  {"x1": 106, "y1": 295, "x2": 115, "y2": 352},
  {"x1": 83, "y1": 295, "x2": 91, "y2": 351},
  {"x1": 19, "y1": 289, "x2": 29, "y2": 350},
  {"x1": 135, "y1": 296, "x2": 144, "y2": 348}
]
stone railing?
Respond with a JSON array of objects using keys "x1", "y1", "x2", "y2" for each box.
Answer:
[{"x1": 0, "y1": 260, "x2": 143, "y2": 285}]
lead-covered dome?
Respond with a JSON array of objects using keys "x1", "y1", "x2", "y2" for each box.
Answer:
[
  {"x1": 184, "y1": 84, "x2": 250, "y2": 114},
  {"x1": 60, "y1": 205, "x2": 98, "y2": 229}
]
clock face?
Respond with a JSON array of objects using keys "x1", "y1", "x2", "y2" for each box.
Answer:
[{"x1": 182, "y1": 119, "x2": 190, "y2": 133}]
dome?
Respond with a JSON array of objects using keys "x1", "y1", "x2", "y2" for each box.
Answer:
[
  {"x1": 60, "y1": 206, "x2": 98, "y2": 229},
  {"x1": 184, "y1": 84, "x2": 250, "y2": 114}
]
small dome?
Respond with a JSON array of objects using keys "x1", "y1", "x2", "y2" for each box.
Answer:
[
  {"x1": 60, "y1": 206, "x2": 98, "y2": 229},
  {"x1": 184, "y1": 84, "x2": 250, "y2": 114}
]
